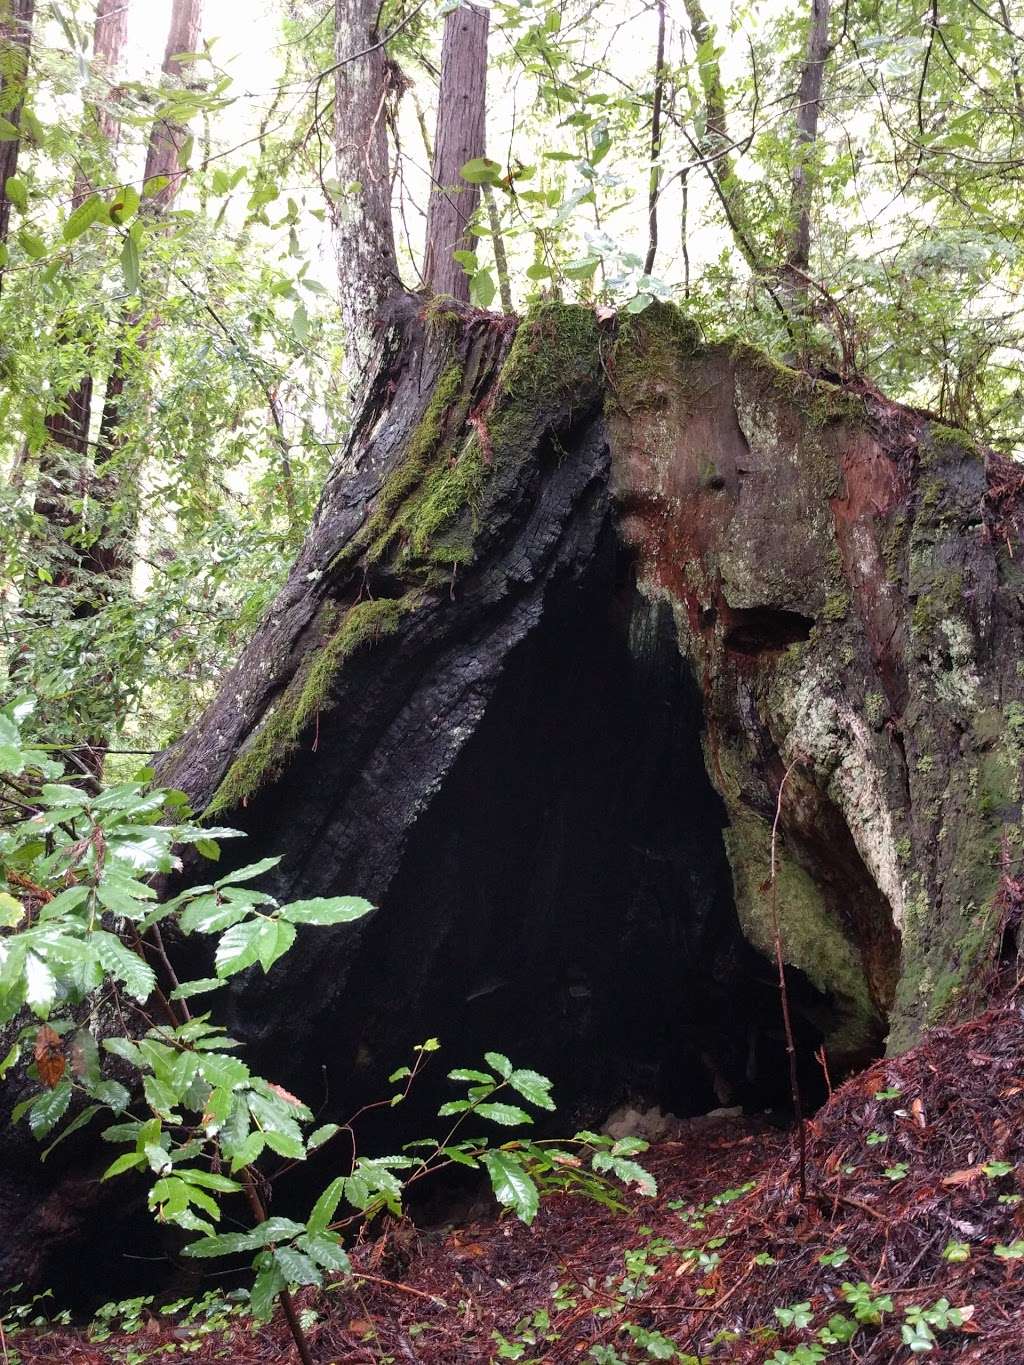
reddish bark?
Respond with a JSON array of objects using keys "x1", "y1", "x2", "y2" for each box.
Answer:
[{"x1": 423, "y1": 2, "x2": 489, "y2": 301}]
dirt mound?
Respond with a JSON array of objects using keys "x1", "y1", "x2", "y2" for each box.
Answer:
[{"x1": 8, "y1": 999, "x2": 1024, "y2": 1362}]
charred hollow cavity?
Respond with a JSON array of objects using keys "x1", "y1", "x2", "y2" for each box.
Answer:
[{"x1": 274, "y1": 542, "x2": 852, "y2": 1157}]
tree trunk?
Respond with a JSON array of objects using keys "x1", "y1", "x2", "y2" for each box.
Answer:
[
  {"x1": 0, "y1": 0, "x2": 34, "y2": 294},
  {"x1": 5, "y1": 301, "x2": 1024, "y2": 1292},
  {"x1": 333, "y1": 0, "x2": 400, "y2": 379},
  {"x1": 141, "y1": 0, "x2": 204, "y2": 208},
  {"x1": 785, "y1": 0, "x2": 831, "y2": 288},
  {"x1": 422, "y1": 2, "x2": 489, "y2": 301},
  {"x1": 33, "y1": 0, "x2": 129, "y2": 543}
]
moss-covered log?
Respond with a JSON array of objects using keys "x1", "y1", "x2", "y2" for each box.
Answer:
[{"x1": 5, "y1": 294, "x2": 1024, "y2": 1294}]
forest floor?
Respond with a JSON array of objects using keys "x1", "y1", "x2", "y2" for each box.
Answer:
[{"x1": 7, "y1": 995, "x2": 1024, "y2": 1365}]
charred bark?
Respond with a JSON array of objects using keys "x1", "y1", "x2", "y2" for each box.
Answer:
[{"x1": 5, "y1": 301, "x2": 1024, "y2": 1294}]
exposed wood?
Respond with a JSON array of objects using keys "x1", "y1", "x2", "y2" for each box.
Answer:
[{"x1": 423, "y1": 2, "x2": 489, "y2": 301}]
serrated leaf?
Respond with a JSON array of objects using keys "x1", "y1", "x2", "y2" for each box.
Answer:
[
  {"x1": 278, "y1": 896, "x2": 374, "y2": 926},
  {"x1": 28, "y1": 1080, "x2": 72, "y2": 1139},
  {"x1": 482, "y1": 1150, "x2": 539, "y2": 1224},
  {"x1": 215, "y1": 856, "x2": 281, "y2": 888},
  {"x1": 298, "y1": 1232, "x2": 350, "y2": 1273},
  {"x1": 249, "y1": 1260, "x2": 286, "y2": 1320},
  {"x1": 475, "y1": 1102, "x2": 532, "y2": 1126},
  {"x1": 509, "y1": 1068, "x2": 556, "y2": 1110},
  {"x1": 25, "y1": 952, "x2": 56, "y2": 1015},
  {"x1": 92, "y1": 930, "x2": 155, "y2": 1001},
  {"x1": 307, "y1": 1176, "x2": 345, "y2": 1235},
  {"x1": 307, "y1": 1123, "x2": 339, "y2": 1151},
  {"x1": 484, "y1": 1052, "x2": 513, "y2": 1079}
]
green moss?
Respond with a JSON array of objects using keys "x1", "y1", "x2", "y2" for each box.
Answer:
[
  {"x1": 722, "y1": 807, "x2": 881, "y2": 1060},
  {"x1": 823, "y1": 590, "x2": 851, "y2": 623},
  {"x1": 206, "y1": 595, "x2": 415, "y2": 815},
  {"x1": 363, "y1": 360, "x2": 467, "y2": 562},
  {"x1": 610, "y1": 302, "x2": 702, "y2": 412}
]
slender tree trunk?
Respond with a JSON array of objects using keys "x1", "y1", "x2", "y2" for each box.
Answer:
[
  {"x1": 0, "y1": 0, "x2": 34, "y2": 295},
  {"x1": 785, "y1": 0, "x2": 831, "y2": 290},
  {"x1": 422, "y1": 2, "x2": 489, "y2": 302},
  {"x1": 643, "y1": 0, "x2": 666, "y2": 277},
  {"x1": 681, "y1": 0, "x2": 761, "y2": 273},
  {"x1": 333, "y1": 0, "x2": 400, "y2": 378},
  {"x1": 140, "y1": 0, "x2": 203, "y2": 207},
  {"x1": 93, "y1": 0, "x2": 204, "y2": 522},
  {"x1": 34, "y1": 0, "x2": 129, "y2": 537}
]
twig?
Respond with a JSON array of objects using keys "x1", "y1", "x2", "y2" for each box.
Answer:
[{"x1": 768, "y1": 753, "x2": 809, "y2": 1202}]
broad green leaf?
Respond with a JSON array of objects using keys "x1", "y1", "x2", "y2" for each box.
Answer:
[
  {"x1": 509, "y1": 1068, "x2": 556, "y2": 1110},
  {"x1": 63, "y1": 195, "x2": 102, "y2": 241},
  {"x1": 121, "y1": 232, "x2": 140, "y2": 294},
  {"x1": 482, "y1": 1150, "x2": 539, "y2": 1224},
  {"x1": 28, "y1": 1081, "x2": 73, "y2": 1139},
  {"x1": 103, "y1": 1151, "x2": 146, "y2": 1179},
  {"x1": 171, "y1": 976, "x2": 223, "y2": 1000},
  {"x1": 92, "y1": 930, "x2": 155, "y2": 1001},
  {"x1": 215, "y1": 856, "x2": 281, "y2": 888},
  {"x1": 249, "y1": 1259, "x2": 286, "y2": 1320},
  {"x1": 460, "y1": 157, "x2": 502, "y2": 185},
  {"x1": 298, "y1": 1232, "x2": 350, "y2": 1273},
  {"x1": 274, "y1": 1245, "x2": 321, "y2": 1287},
  {"x1": 484, "y1": 1052, "x2": 513, "y2": 1079},
  {"x1": 307, "y1": 1123, "x2": 340, "y2": 1151},
  {"x1": 307, "y1": 1176, "x2": 345, "y2": 1235},
  {"x1": 0, "y1": 892, "x2": 24, "y2": 927},
  {"x1": 278, "y1": 896, "x2": 374, "y2": 926},
  {"x1": 25, "y1": 952, "x2": 56, "y2": 1015},
  {"x1": 5, "y1": 175, "x2": 28, "y2": 210},
  {"x1": 475, "y1": 1102, "x2": 533, "y2": 1126},
  {"x1": 469, "y1": 268, "x2": 495, "y2": 309}
]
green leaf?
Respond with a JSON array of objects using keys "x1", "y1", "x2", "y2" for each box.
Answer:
[
  {"x1": 274, "y1": 1245, "x2": 321, "y2": 1287},
  {"x1": 214, "y1": 918, "x2": 264, "y2": 976},
  {"x1": 469, "y1": 268, "x2": 496, "y2": 309},
  {"x1": 484, "y1": 1052, "x2": 513, "y2": 1079},
  {"x1": 509, "y1": 1068, "x2": 556, "y2": 1110},
  {"x1": 215, "y1": 856, "x2": 281, "y2": 888},
  {"x1": 0, "y1": 892, "x2": 24, "y2": 928},
  {"x1": 482, "y1": 1150, "x2": 539, "y2": 1224},
  {"x1": 63, "y1": 195, "x2": 102, "y2": 241},
  {"x1": 28, "y1": 1081, "x2": 73, "y2": 1139},
  {"x1": 298, "y1": 1232, "x2": 350, "y2": 1273},
  {"x1": 249, "y1": 1260, "x2": 286, "y2": 1321},
  {"x1": 307, "y1": 1176, "x2": 345, "y2": 1235},
  {"x1": 92, "y1": 930, "x2": 156, "y2": 1002},
  {"x1": 103, "y1": 1151, "x2": 146, "y2": 1179},
  {"x1": 121, "y1": 232, "x2": 140, "y2": 294},
  {"x1": 307, "y1": 1123, "x2": 340, "y2": 1151},
  {"x1": 5, "y1": 175, "x2": 28, "y2": 210},
  {"x1": 25, "y1": 952, "x2": 56, "y2": 1015},
  {"x1": 475, "y1": 1102, "x2": 532, "y2": 1126},
  {"x1": 460, "y1": 157, "x2": 502, "y2": 185},
  {"x1": 278, "y1": 896, "x2": 374, "y2": 926},
  {"x1": 171, "y1": 976, "x2": 223, "y2": 1000},
  {"x1": 18, "y1": 229, "x2": 45, "y2": 259}
]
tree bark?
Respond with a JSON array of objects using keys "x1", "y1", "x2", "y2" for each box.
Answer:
[
  {"x1": 333, "y1": 0, "x2": 400, "y2": 378},
  {"x1": 6, "y1": 301, "x2": 1024, "y2": 1293},
  {"x1": 34, "y1": 0, "x2": 129, "y2": 534},
  {"x1": 643, "y1": 0, "x2": 666, "y2": 277},
  {"x1": 422, "y1": 2, "x2": 489, "y2": 302},
  {"x1": 0, "y1": 0, "x2": 34, "y2": 294},
  {"x1": 785, "y1": 0, "x2": 832, "y2": 289},
  {"x1": 141, "y1": 0, "x2": 204, "y2": 208}
]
